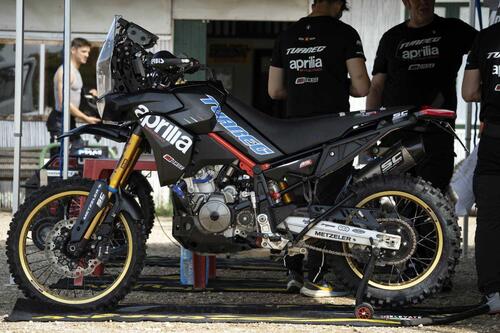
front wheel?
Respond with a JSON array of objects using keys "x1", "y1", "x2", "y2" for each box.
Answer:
[
  {"x1": 7, "y1": 179, "x2": 145, "y2": 309},
  {"x1": 328, "y1": 175, "x2": 461, "y2": 307}
]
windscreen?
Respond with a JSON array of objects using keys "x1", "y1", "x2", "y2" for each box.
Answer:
[{"x1": 96, "y1": 16, "x2": 120, "y2": 117}]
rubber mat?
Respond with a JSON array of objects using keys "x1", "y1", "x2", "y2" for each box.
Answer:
[
  {"x1": 50, "y1": 274, "x2": 289, "y2": 293},
  {"x1": 7, "y1": 298, "x2": 487, "y2": 326}
]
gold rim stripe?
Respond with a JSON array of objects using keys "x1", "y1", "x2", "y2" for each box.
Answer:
[
  {"x1": 345, "y1": 191, "x2": 444, "y2": 291},
  {"x1": 19, "y1": 190, "x2": 133, "y2": 305}
]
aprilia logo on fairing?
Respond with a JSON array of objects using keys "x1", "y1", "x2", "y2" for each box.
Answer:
[
  {"x1": 200, "y1": 95, "x2": 275, "y2": 156},
  {"x1": 135, "y1": 105, "x2": 193, "y2": 155}
]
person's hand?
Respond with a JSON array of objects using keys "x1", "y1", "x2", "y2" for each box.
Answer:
[
  {"x1": 85, "y1": 115, "x2": 101, "y2": 124},
  {"x1": 89, "y1": 89, "x2": 98, "y2": 97}
]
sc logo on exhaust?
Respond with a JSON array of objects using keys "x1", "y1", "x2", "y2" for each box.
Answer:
[{"x1": 381, "y1": 152, "x2": 404, "y2": 174}]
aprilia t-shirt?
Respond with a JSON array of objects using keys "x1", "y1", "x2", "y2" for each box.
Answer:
[
  {"x1": 466, "y1": 23, "x2": 500, "y2": 124},
  {"x1": 373, "y1": 15, "x2": 477, "y2": 112},
  {"x1": 271, "y1": 16, "x2": 365, "y2": 118}
]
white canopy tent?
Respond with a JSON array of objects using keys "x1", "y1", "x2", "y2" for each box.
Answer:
[{"x1": 11, "y1": 0, "x2": 499, "y2": 257}]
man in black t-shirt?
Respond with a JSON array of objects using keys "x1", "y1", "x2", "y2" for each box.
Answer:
[
  {"x1": 268, "y1": 0, "x2": 370, "y2": 298},
  {"x1": 462, "y1": 22, "x2": 500, "y2": 314},
  {"x1": 366, "y1": 0, "x2": 477, "y2": 192},
  {"x1": 268, "y1": 1, "x2": 369, "y2": 118}
]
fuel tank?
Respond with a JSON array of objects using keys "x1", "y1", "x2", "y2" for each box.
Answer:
[{"x1": 172, "y1": 82, "x2": 283, "y2": 163}]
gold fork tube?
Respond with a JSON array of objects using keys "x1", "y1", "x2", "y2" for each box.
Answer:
[
  {"x1": 108, "y1": 133, "x2": 143, "y2": 189},
  {"x1": 119, "y1": 146, "x2": 143, "y2": 188},
  {"x1": 83, "y1": 130, "x2": 143, "y2": 240}
]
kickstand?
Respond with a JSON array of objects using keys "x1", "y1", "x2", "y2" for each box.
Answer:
[{"x1": 354, "y1": 238, "x2": 380, "y2": 319}]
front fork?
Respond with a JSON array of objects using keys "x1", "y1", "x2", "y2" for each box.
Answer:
[{"x1": 69, "y1": 126, "x2": 144, "y2": 252}]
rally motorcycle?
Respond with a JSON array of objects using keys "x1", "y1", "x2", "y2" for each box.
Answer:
[{"x1": 7, "y1": 17, "x2": 461, "y2": 310}]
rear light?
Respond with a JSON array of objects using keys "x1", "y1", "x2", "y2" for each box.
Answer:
[{"x1": 415, "y1": 108, "x2": 456, "y2": 119}]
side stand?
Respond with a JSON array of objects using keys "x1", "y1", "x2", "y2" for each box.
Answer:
[{"x1": 354, "y1": 238, "x2": 379, "y2": 319}]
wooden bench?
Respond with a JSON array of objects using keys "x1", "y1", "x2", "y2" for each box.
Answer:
[{"x1": 0, "y1": 147, "x2": 43, "y2": 181}]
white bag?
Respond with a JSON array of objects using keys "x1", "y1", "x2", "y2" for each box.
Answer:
[{"x1": 451, "y1": 145, "x2": 478, "y2": 216}]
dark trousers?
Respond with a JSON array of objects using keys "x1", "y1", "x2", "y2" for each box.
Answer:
[
  {"x1": 414, "y1": 130, "x2": 454, "y2": 192},
  {"x1": 473, "y1": 134, "x2": 500, "y2": 295},
  {"x1": 285, "y1": 164, "x2": 352, "y2": 282},
  {"x1": 47, "y1": 110, "x2": 80, "y2": 157}
]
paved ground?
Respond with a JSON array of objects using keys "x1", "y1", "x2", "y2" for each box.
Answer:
[{"x1": 0, "y1": 211, "x2": 499, "y2": 333}]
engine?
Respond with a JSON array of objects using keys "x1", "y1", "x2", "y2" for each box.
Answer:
[{"x1": 184, "y1": 166, "x2": 258, "y2": 237}]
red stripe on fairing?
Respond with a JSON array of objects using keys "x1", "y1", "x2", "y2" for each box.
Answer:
[{"x1": 208, "y1": 133, "x2": 270, "y2": 176}]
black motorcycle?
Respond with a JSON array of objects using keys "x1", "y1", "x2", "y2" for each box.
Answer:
[{"x1": 7, "y1": 17, "x2": 461, "y2": 311}]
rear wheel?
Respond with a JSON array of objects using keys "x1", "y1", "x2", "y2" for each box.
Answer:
[
  {"x1": 7, "y1": 179, "x2": 145, "y2": 309},
  {"x1": 328, "y1": 175, "x2": 461, "y2": 307}
]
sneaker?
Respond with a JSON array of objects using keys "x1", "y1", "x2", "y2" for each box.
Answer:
[
  {"x1": 300, "y1": 280, "x2": 350, "y2": 298},
  {"x1": 486, "y1": 292, "x2": 500, "y2": 314},
  {"x1": 286, "y1": 270, "x2": 303, "y2": 293}
]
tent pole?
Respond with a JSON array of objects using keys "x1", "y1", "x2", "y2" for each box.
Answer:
[
  {"x1": 12, "y1": 0, "x2": 25, "y2": 213},
  {"x1": 38, "y1": 43, "x2": 45, "y2": 115},
  {"x1": 463, "y1": 0, "x2": 477, "y2": 257},
  {"x1": 62, "y1": 0, "x2": 71, "y2": 179}
]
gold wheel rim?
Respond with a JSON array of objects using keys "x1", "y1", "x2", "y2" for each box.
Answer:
[
  {"x1": 344, "y1": 191, "x2": 444, "y2": 291},
  {"x1": 18, "y1": 190, "x2": 133, "y2": 305}
]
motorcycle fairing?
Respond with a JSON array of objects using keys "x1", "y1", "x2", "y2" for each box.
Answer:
[
  {"x1": 140, "y1": 115, "x2": 194, "y2": 186},
  {"x1": 102, "y1": 91, "x2": 184, "y2": 121}
]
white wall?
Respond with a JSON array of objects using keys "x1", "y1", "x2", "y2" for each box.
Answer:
[
  {"x1": 0, "y1": 0, "x2": 172, "y2": 35},
  {"x1": 173, "y1": 0, "x2": 309, "y2": 21},
  {"x1": 341, "y1": 0, "x2": 404, "y2": 111}
]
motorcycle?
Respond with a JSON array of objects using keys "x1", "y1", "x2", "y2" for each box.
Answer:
[{"x1": 7, "y1": 17, "x2": 461, "y2": 310}]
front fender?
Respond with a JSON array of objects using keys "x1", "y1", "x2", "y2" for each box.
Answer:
[
  {"x1": 58, "y1": 124, "x2": 131, "y2": 143},
  {"x1": 118, "y1": 191, "x2": 144, "y2": 222}
]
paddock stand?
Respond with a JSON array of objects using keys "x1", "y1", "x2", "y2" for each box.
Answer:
[
  {"x1": 353, "y1": 238, "x2": 379, "y2": 319},
  {"x1": 351, "y1": 239, "x2": 491, "y2": 323}
]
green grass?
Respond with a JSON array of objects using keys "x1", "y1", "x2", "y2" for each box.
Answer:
[{"x1": 156, "y1": 200, "x2": 174, "y2": 217}]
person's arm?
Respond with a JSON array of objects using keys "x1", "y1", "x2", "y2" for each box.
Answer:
[
  {"x1": 462, "y1": 32, "x2": 482, "y2": 103},
  {"x1": 366, "y1": 73, "x2": 387, "y2": 109},
  {"x1": 268, "y1": 35, "x2": 287, "y2": 101},
  {"x1": 56, "y1": 68, "x2": 100, "y2": 124},
  {"x1": 366, "y1": 34, "x2": 389, "y2": 109},
  {"x1": 346, "y1": 58, "x2": 370, "y2": 97},
  {"x1": 462, "y1": 69, "x2": 481, "y2": 102},
  {"x1": 268, "y1": 66, "x2": 287, "y2": 100},
  {"x1": 344, "y1": 28, "x2": 370, "y2": 98}
]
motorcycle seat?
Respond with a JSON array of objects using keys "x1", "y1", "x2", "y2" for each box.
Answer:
[{"x1": 226, "y1": 96, "x2": 413, "y2": 155}]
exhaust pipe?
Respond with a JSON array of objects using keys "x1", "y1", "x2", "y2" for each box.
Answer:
[{"x1": 354, "y1": 136, "x2": 425, "y2": 181}]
